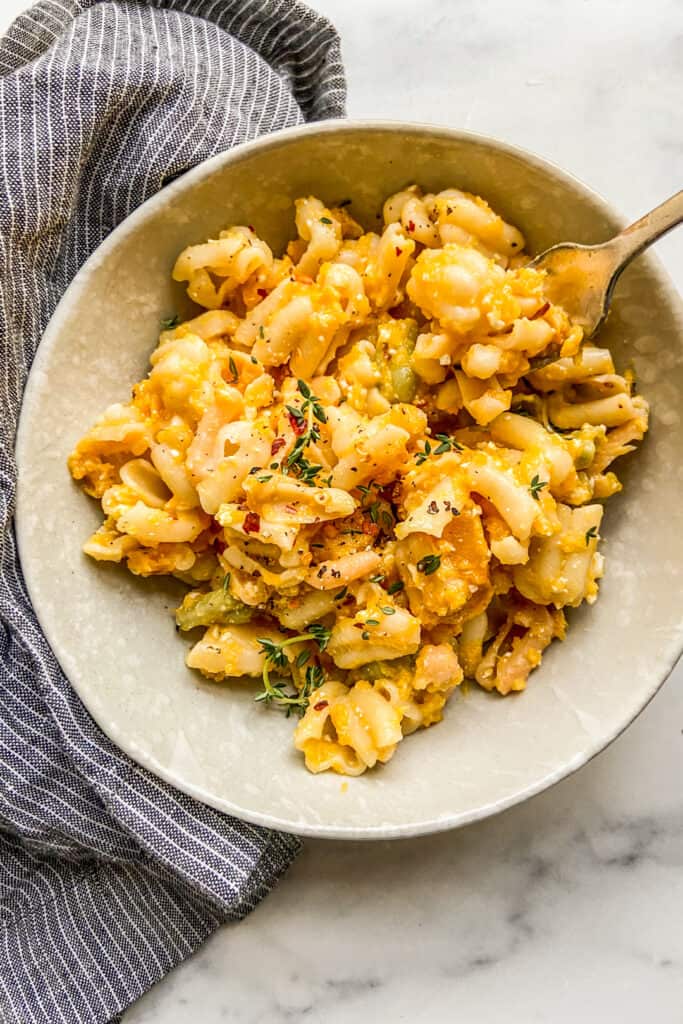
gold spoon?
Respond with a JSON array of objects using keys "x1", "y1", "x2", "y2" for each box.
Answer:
[{"x1": 529, "y1": 189, "x2": 683, "y2": 339}]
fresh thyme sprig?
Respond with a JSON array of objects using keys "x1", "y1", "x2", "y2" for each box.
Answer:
[
  {"x1": 433, "y1": 433, "x2": 463, "y2": 454},
  {"x1": 282, "y1": 381, "x2": 329, "y2": 486},
  {"x1": 415, "y1": 434, "x2": 463, "y2": 465},
  {"x1": 415, "y1": 439, "x2": 433, "y2": 466},
  {"x1": 302, "y1": 622, "x2": 332, "y2": 650},
  {"x1": 416, "y1": 554, "x2": 441, "y2": 576},
  {"x1": 529, "y1": 474, "x2": 548, "y2": 501},
  {"x1": 296, "y1": 460, "x2": 323, "y2": 485},
  {"x1": 254, "y1": 624, "x2": 331, "y2": 714},
  {"x1": 296, "y1": 379, "x2": 327, "y2": 424},
  {"x1": 286, "y1": 423, "x2": 320, "y2": 464},
  {"x1": 254, "y1": 664, "x2": 323, "y2": 717}
]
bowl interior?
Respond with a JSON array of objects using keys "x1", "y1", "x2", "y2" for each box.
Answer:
[{"x1": 16, "y1": 123, "x2": 683, "y2": 838}]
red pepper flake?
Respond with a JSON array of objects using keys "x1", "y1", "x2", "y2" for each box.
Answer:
[
  {"x1": 360, "y1": 517, "x2": 380, "y2": 536},
  {"x1": 288, "y1": 411, "x2": 306, "y2": 436},
  {"x1": 248, "y1": 224, "x2": 255, "y2": 232},
  {"x1": 407, "y1": 219, "x2": 415, "y2": 232},
  {"x1": 285, "y1": 503, "x2": 297, "y2": 515},
  {"x1": 395, "y1": 246, "x2": 403, "y2": 257},
  {"x1": 214, "y1": 538, "x2": 226, "y2": 554},
  {"x1": 243, "y1": 512, "x2": 261, "y2": 534},
  {"x1": 257, "y1": 287, "x2": 268, "y2": 298},
  {"x1": 314, "y1": 700, "x2": 329, "y2": 711},
  {"x1": 271, "y1": 437, "x2": 286, "y2": 455},
  {"x1": 531, "y1": 301, "x2": 550, "y2": 320}
]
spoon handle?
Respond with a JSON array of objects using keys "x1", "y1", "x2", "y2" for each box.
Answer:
[{"x1": 611, "y1": 189, "x2": 683, "y2": 267}]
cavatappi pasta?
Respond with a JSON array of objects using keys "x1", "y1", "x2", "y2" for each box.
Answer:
[{"x1": 69, "y1": 185, "x2": 649, "y2": 777}]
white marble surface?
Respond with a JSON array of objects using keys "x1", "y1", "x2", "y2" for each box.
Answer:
[{"x1": 3, "y1": 0, "x2": 683, "y2": 1020}]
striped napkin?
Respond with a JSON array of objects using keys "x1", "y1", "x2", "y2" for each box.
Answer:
[{"x1": 0, "y1": 2, "x2": 344, "y2": 1021}]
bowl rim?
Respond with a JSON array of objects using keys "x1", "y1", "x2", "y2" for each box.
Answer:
[{"x1": 15, "y1": 118, "x2": 683, "y2": 840}]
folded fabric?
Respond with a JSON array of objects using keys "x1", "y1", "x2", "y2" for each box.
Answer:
[{"x1": 0, "y1": 2, "x2": 345, "y2": 1022}]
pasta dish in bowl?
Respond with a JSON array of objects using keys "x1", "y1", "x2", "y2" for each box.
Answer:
[
  {"x1": 16, "y1": 123, "x2": 681, "y2": 836},
  {"x1": 68, "y1": 184, "x2": 648, "y2": 778}
]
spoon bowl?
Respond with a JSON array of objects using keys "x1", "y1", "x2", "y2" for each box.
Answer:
[{"x1": 530, "y1": 189, "x2": 683, "y2": 337}]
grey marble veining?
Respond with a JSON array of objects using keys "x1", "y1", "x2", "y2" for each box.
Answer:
[
  {"x1": 2, "y1": 0, "x2": 681, "y2": 1019},
  {"x1": 121, "y1": 702, "x2": 683, "y2": 1022}
]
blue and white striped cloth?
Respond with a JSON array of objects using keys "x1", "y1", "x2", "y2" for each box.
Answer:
[{"x1": 0, "y1": 2, "x2": 345, "y2": 1021}]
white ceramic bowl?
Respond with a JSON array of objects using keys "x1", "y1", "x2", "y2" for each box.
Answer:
[{"x1": 16, "y1": 122, "x2": 683, "y2": 839}]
